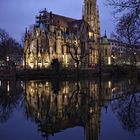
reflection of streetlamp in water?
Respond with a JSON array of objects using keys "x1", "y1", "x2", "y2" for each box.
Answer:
[
  {"x1": 6, "y1": 56, "x2": 9, "y2": 68},
  {"x1": 134, "y1": 52, "x2": 137, "y2": 66},
  {"x1": 133, "y1": 52, "x2": 138, "y2": 77}
]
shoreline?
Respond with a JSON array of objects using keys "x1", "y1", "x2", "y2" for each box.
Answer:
[{"x1": 0, "y1": 65, "x2": 139, "y2": 80}]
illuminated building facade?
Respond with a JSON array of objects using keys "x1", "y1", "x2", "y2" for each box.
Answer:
[
  {"x1": 100, "y1": 34, "x2": 140, "y2": 66},
  {"x1": 24, "y1": 0, "x2": 100, "y2": 69}
]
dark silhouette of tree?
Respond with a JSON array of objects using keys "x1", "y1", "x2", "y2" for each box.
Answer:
[
  {"x1": 66, "y1": 40, "x2": 90, "y2": 68},
  {"x1": 0, "y1": 28, "x2": 9, "y2": 43},
  {"x1": 0, "y1": 81, "x2": 23, "y2": 123},
  {"x1": 108, "y1": 0, "x2": 140, "y2": 45},
  {"x1": 114, "y1": 13, "x2": 140, "y2": 64},
  {"x1": 115, "y1": 14, "x2": 140, "y2": 45},
  {"x1": 64, "y1": 22, "x2": 92, "y2": 69},
  {"x1": 111, "y1": 93, "x2": 140, "y2": 132},
  {"x1": 107, "y1": 0, "x2": 140, "y2": 43},
  {"x1": 107, "y1": 0, "x2": 140, "y2": 16},
  {"x1": 0, "y1": 28, "x2": 23, "y2": 65},
  {"x1": 107, "y1": 0, "x2": 140, "y2": 65}
]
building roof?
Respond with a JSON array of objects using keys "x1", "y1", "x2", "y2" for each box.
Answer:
[
  {"x1": 100, "y1": 36, "x2": 110, "y2": 45},
  {"x1": 36, "y1": 10, "x2": 94, "y2": 34},
  {"x1": 36, "y1": 10, "x2": 78, "y2": 28},
  {"x1": 51, "y1": 13, "x2": 77, "y2": 27},
  {"x1": 34, "y1": 10, "x2": 96, "y2": 38}
]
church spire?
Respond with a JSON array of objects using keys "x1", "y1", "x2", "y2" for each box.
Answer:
[{"x1": 83, "y1": 0, "x2": 100, "y2": 37}]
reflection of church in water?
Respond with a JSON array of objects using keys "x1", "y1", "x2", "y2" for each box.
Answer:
[
  {"x1": 24, "y1": 80, "x2": 103, "y2": 140},
  {"x1": 23, "y1": 78, "x2": 139, "y2": 140},
  {"x1": 0, "y1": 77, "x2": 139, "y2": 140}
]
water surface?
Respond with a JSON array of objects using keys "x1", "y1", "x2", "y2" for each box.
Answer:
[{"x1": 0, "y1": 78, "x2": 140, "y2": 140}]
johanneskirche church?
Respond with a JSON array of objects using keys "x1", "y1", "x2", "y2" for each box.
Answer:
[{"x1": 24, "y1": 0, "x2": 100, "y2": 69}]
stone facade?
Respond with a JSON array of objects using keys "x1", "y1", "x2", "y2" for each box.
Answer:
[{"x1": 24, "y1": 0, "x2": 100, "y2": 69}]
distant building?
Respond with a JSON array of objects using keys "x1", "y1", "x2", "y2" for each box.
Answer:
[
  {"x1": 24, "y1": 0, "x2": 100, "y2": 69},
  {"x1": 100, "y1": 34, "x2": 140, "y2": 66}
]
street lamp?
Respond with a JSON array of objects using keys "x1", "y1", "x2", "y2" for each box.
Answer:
[
  {"x1": 6, "y1": 56, "x2": 9, "y2": 62},
  {"x1": 111, "y1": 55, "x2": 116, "y2": 65}
]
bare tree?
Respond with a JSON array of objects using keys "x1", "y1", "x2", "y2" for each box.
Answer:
[
  {"x1": 107, "y1": 0, "x2": 140, "y2": 15},
  {"x1": 0, "y1": 29, "x2": 9, "y2": 57},
  {"x1": 0, "y1": 28, "x2": 23, "y2": 66},
  {"x1": 107, "y1": 0, "x2": 140, "y2": 65},
  {"x1": 111, "y1": 93, "x2": 140, "y2": 132},
  {"x1": 0, "y1": 28, "x2": 9, "y2": 43},
  {"x1": 66, "y1": 39, "x2": 90, "y2": 69},
  {"x1": 0, "y1": 80, "x2": 22, "y2": 123},
  {"x1": 115, "y1": 13, "x2": 140, "y2": 45},
  {"x1": 107, "y1": 0, "x2": 140, "y2": 43}
]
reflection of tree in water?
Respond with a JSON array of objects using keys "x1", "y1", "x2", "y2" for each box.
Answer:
[
  {"x1": 0, "y1": 80, "x2": 23, "y2": 123},
  {"x1": 24, "y1": 80, "x2": 101, "y2": 140},
  {"x1": 111, "y1": 93, "x2": 140, "y2": 132},
  {"x1": 63, "y1": 82, "x2": 91, "y2": 123}
]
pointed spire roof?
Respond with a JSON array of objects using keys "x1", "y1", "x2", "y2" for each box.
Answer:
[{"x1": 104, "y1": 30, "x2": 107, "y2": 38}]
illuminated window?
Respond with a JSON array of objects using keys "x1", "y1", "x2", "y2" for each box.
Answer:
[
  {"x1": 108, "y1": 81, "x2": 112, "y2": 88},
  {"x1": 88, "y1": 32, "x2": 93, "y2": 39},
  {"x1": 108, "y1": 57, "x2": 111, "y2": 65},
  {"x1": 7, "y1": 81, "x2": 10, "y2": 92}
]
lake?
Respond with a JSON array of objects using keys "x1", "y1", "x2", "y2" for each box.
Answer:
[{"x1": 0, "y1": 77, "x2": 140, "y2": 140}]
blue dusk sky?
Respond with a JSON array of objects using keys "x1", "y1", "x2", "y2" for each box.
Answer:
[{"x1": 0, "y1": 0, "x2": 115, "y2": 42}]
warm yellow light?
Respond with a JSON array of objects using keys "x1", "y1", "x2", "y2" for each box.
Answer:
[
  {"x1": 36, "y1": 31, "x2": 39, "y2": 37},
  {"x1": 29, "y1": 62, "x2": 34, "y2": 68},
  {"x1": 112, "y1": 88, "x2": 116, "y2": 92},
  {"x1": 7, "y1": 81, "x2": 10, "y2": 92},
  {"x1": 108, "y1": 57, "x2": 111, "y2": 65},
  {"x1": 31, "y1": 82, "x2": 34, "y2": 86},
  {"x1": 90, "y1": 108, "x2": 93, "y2": 113},
  {"x1": 44, "y1": 62, "x2": 49, "y2": 68},
  {"x1": 75, "y1": 63, "x2": 77, "y2": 67},
  {"x1": 65, "y1": 55, "x2": 68, "y2": 64},
  {"x1": 111, "y1": 55, "x2": 116, "y2": 59},
  {"x1": 38, "y1": 62, "x2": 42, "y2": 67},
  {"x1": 23, "y1": 60, "x2": 25, "y2": 66},
  {"x1": 38, "y1": 52, "x2": 41, "y2": 57},
  {"x1": 108, "y1": 81, "x2": 111, "y2": 88},
  {"x1": 88, "y1": 32, "x2": 93, "y2": 39},
  {"x1": 46, "y1": 82, "x2": 49, "y2": 86}
]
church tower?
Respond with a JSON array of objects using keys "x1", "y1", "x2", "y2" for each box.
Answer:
[{"x1": 83, "y1": 0, "x2": 100, "y2": 38}]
